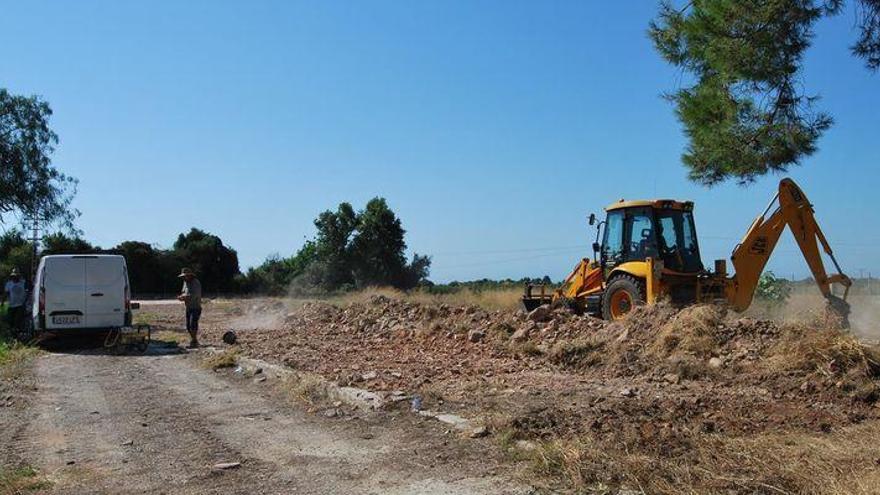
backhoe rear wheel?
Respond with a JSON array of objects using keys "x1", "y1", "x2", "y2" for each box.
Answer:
[{"x1": 602, "y1": 276, "x2": 645, "y2": 321}]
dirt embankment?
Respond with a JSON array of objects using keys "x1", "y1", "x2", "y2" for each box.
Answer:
[{"x1": 159, "y1": 295, "x2": 880, "y2": 493}]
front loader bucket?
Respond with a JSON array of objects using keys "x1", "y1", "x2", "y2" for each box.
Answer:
[
  {"x1": 521, "y1": 296, "x2": 550, "y2": 312},
  {"x1": 522, "y1": 284, "x2": 553, "y2": 312}
]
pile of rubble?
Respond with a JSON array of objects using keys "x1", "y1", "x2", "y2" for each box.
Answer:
[
  {"x1": 199, "y1": 298, "x2": 871, "y2": 434},
  {"x1": 207, "y1": 295, "x2": 878, "y2": 407}
]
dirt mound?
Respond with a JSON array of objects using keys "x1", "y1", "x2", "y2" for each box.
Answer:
[
  {"x1": 191, "y1": 296, "x2": 880, "y2": 494},
  {"x1": 197, "y1": 296, "x2": 877, "y2": 440}
]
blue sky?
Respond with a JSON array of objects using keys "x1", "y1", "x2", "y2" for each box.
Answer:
[{"x1": 2, "y1": 1, "x2": 878, "y2": 283}]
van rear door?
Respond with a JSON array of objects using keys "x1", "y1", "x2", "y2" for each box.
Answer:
[
  {"x1": 44, "y1": 257, "x2": 87, "y2": 330},
  {"x1": 85, "y1": 257, "x2": 126, "y2": 328}
]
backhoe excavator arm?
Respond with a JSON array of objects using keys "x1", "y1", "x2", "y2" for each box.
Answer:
[{"x1": 726, "y1": 178, "x2": 852, "y2": 311}]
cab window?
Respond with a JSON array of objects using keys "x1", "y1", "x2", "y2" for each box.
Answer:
[
  {"x1": 602, "y1": 210, "x2": 624, "y2": 263},
  {"x1": 626, "y1": 208, "x2": 657, "y2": 260},
  {"x1": 655, "y1": 209, "x2": 703, "y2": 272}
]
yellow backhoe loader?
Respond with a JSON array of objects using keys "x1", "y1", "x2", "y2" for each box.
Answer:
[{"x1": 523, "y1": 178, "x2": 852, "y2": 323}]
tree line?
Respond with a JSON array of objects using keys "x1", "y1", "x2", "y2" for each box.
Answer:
[
  {"x1": 0, "y1": 228, "x2": 240, "y2": 295},
  {"x1": 0, "y1": 198, "x2": 433, "y2": 296}
]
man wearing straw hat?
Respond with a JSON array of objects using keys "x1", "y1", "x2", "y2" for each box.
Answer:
[
  {"x1": 3, "y1": 268, "x2": 27, "y2": 334},
  {"x1": 177, "y1": 267, "x2": 202, "y2": 348}
]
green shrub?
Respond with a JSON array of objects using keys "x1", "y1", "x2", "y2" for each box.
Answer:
[{"x1": 756, "y1": 271, "x2": 791, "y2": 305}]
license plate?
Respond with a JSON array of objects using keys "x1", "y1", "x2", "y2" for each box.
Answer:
[{"x1": 52, "y1": 315, "x2": 81, "y2": 325}]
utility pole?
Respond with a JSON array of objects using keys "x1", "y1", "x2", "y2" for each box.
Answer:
[{"x1": 24, "y1": 211, "x2": 42, "y2": 283}]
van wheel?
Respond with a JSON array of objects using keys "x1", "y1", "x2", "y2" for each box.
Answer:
[{"x1": 602, "y1": 276, "x2": 645, "y2": 320}]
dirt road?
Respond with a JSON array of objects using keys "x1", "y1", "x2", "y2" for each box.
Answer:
[{"x1": 7, "y1": 345, "x2": 526, "y2": 495}]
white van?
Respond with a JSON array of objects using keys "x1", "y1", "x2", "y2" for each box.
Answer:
[{"x1": 32, "y1": 254, "x2": 133, "y2": 333}]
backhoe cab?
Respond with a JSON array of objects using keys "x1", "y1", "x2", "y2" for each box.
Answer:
[{"x1": 523, "y1": 178, "x2": 852, "y2": 323}]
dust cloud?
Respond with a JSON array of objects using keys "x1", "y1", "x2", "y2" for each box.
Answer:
[
  {"x1": 849, "y1": 296, "x2": 880, "y2": 343},
  {"x1": 227, "y1": 300, "x2": 291, "y2": 331}
]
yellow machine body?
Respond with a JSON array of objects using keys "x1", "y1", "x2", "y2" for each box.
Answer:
[{"x1": 522, "y1": 178, "x2": 852, "y2": 320}]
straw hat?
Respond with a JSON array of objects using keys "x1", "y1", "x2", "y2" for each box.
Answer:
[{"x1": 178, "y1": 267, "x2": 195, "y2": 278}]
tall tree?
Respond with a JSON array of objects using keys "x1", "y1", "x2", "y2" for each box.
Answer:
[
  {"x1": 173, "y1": 228, "x2": 240, "y2": 292},
  {"x1": 310, "y1": 198, "x2": 430, "y2": 291},
  {"x1": 650, "y1": 1, "x2": 879, "y2": 185},
  {"x1": 312, "y1": 203, "x2": 358, "y2": 290},
  {"x1": 0, "y1": 89, "x2": 77, "y2": 228},
  {"x1": 349, "y1": 198, "x2": 408, "y2": 287}
]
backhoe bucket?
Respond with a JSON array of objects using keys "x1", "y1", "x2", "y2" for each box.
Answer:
[
  {"x1": 823, "y1": 295, "x2": 851, "y2": 329},
  {"x1": 522, "y1": 284, "x2": 553, "y2": 312}
]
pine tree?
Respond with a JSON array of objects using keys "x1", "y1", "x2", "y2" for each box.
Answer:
[{"x1": 650, "y1": 1, "x2": 879, "y2": 185}]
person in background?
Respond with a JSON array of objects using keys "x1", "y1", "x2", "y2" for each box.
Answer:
[
  {"x1": 176, "y1": 267, "x2": 202, "y2": 348},
  {"x1": 3, "y1": 268, "x2": 27, "y2": 334}
]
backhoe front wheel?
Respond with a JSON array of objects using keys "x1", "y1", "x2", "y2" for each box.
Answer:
[{"x1": 602, "y1": 276, "x2": 645, "y2": 321}]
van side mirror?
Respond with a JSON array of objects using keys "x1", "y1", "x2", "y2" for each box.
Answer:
[
  {"x1": 588, "y1": 213, "x2": 597, "y2": 226},
  {"x1": 592, "y1": 242, "x2": 601, "y2": 254}
]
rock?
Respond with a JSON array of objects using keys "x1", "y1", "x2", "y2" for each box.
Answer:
[
  {"x1": 708, "y1": 357, "x2": 723, "y2": 368},
  {"x1": 620, "y1": 387, "x2": 636, "y2": 398},
  {"x1": 322, "y1": 408, "x2": 341, "y2": 418},
  {"x1": 467, "y1": 329, "x2": 486, "y2": 343},
  {"x1": 254, "y1": 376, "x2": 267, "y2": 383},
  {"x1": 361, "y1": 371, "x2": 378, "y2": 381},
  {"x1": 213, "y1": 462, "x2": 241, "y2": 470},
  {"x1": 527, "y1": 305, "x2": 552, "y2": 322},
  {"x1": 511, "y1": 324, "x2": 533, "y2": 342},
  {"x1": 121, "y1": 440, "x2": 134, "y2": 446},
  {"x1": 662, "y1": 373, "x2": 681, "y2": 384},
  {"x1": 469, "y1": 426, "x2": 490, "y2": 438},
  {"x1": 253, "y1": 367, "x2": 263, "y2": 375}
]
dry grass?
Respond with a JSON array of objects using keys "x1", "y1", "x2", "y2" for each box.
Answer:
[
  {"x1": 0, "y1": 466, "x2": 51, "y2": 494},
  {"x1": 201, "y1": 349, "x2": 238, "y2": 370},
  {"x1": 524, "y1": 421, "x2": 880, "y2": 495},
  {"x1": 0, "y1": 342, "x2": 40, "y2": 380},
  {"x1": 650, "y1": 304, "x2": 726, "y2": 359},
  {"x1": 150, "y1": 330, "x2": 189, "y2": 346},
  {"x1": 765, "y1": 323, "x2": 880, "y2": 380},
  {"x1": 282, "y1": 372, "x2": 330, "y2": 405}
]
